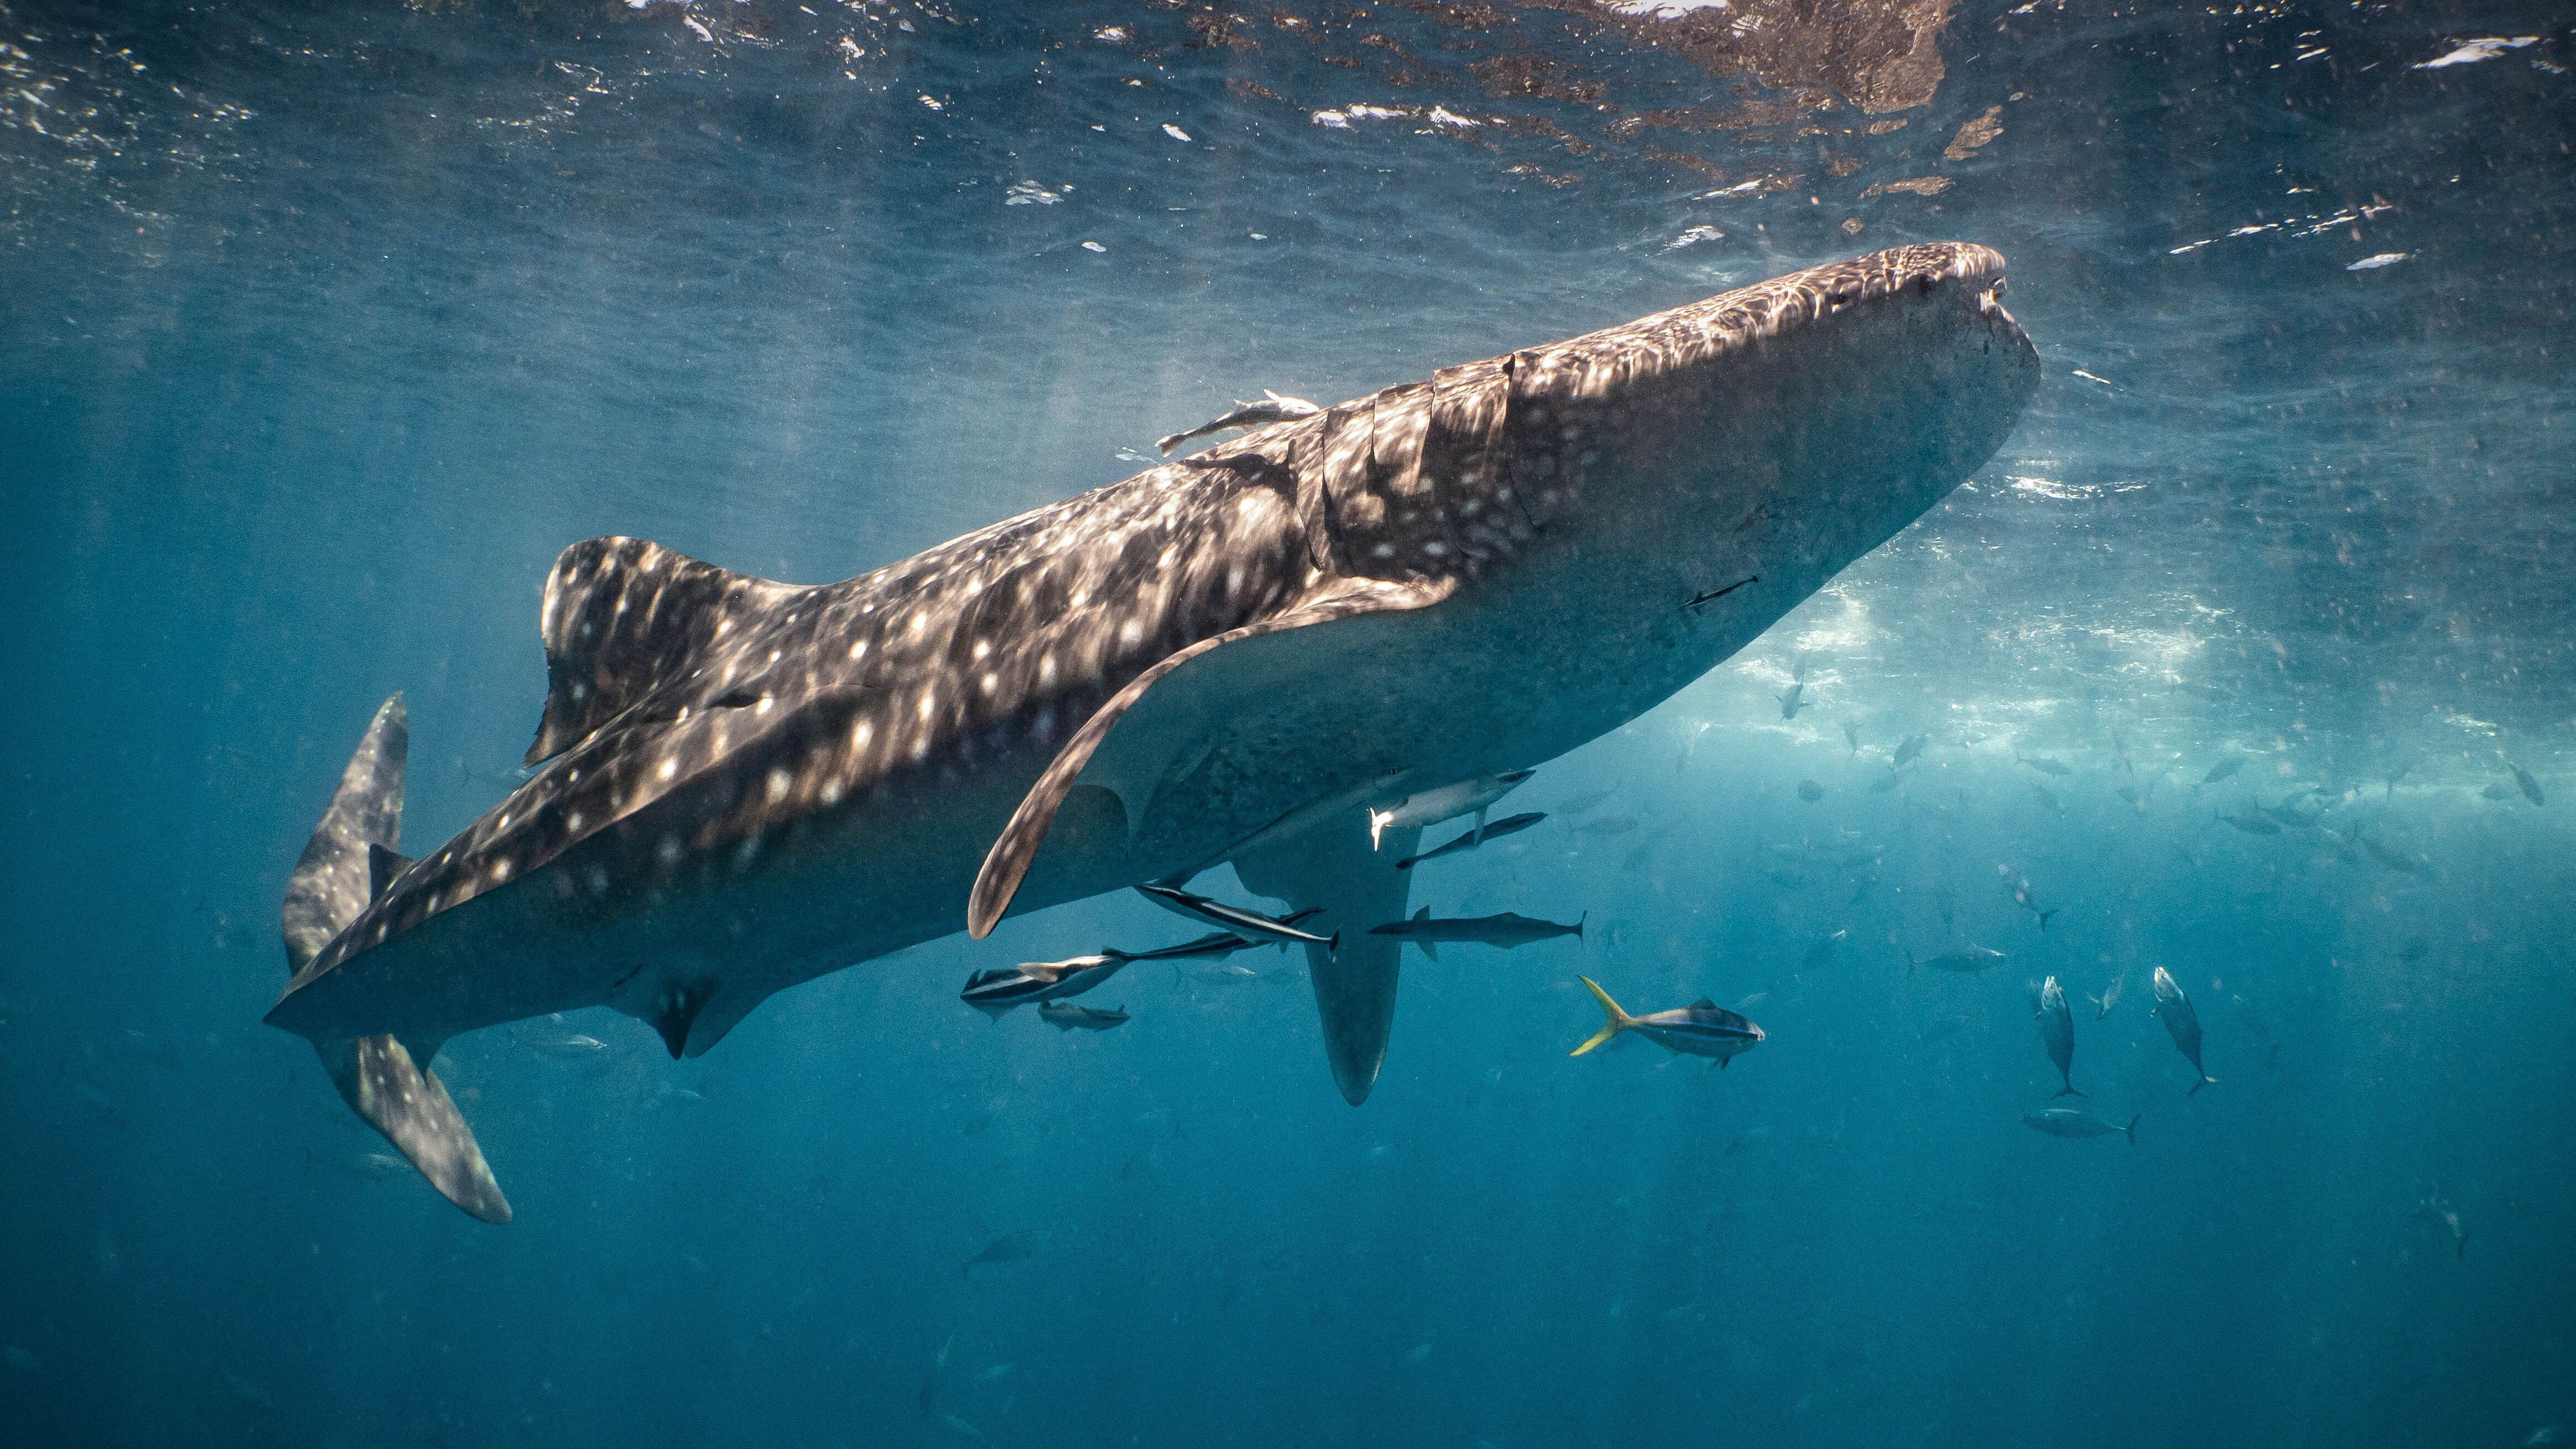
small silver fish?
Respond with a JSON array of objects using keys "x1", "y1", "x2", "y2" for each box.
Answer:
[
  {"x1": 2021, "y1": 755, "x2": 2072, "y2": 777},
  {"x1": 1155, "y1": 390, "x2": 1321, "y2": 454},
  {"x1": 1796, "y1": 779, "x2": 1825, "y2": 802},
  {"x1": 2022, "y1": 1108, "x2": 2136, "y2": 1144},
  {"x1": 1777, "y1": 682, "x2": 1808, "y2": 720},
  {"x1": 308, "y1": 1149, "x2": 410, "y2": 1182},
  {"x1": 2090, "y1": 971, "x2": 2125, "y2": 1020},
  {"x1": 2197, "y1": 757, "x2": 2245, "y2": 788},
  {"x1": 2150, "y1": 966, "x2": 2215, "y2": 1093},
  {"x1": 2510, "y1": 762, "x2": 2544, "y2": 807},
  {"x1": 1801, "y1": 928, "x2": 1846, "y2": 971},
  {"x1": 1570, "y1": 977, "x2": 1764, "y2": 1066},
  {"x1": 1892, "y1": 733, "x2": 1930, "y2": 769},
  {"x1": 2414, "y1": 1193, "x2": 2471, "y2": 1260},
  {"x1": 2032, "y1": 975, "x2": 2082, "y2": 1097},
  {"x1": 962, "y1": 1230, "x2": 1045, "y2": 1279},
  {"x1": 1910, "y1": 945, "x2": 2005, "y2": 974}
]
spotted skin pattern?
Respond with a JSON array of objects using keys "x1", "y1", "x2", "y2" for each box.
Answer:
[{"x1": 268, "y1": 244, "x2": 2036, "y2": 1144}]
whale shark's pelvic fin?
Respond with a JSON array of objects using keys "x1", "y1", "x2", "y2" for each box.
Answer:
[
  {"x1": 966, "y1": 578, "x2": 1454, "y2": 939},
  {"x1": 282, "y1": 696, "x2": 511, "y2": 1223},
  {"x1": 1235, "y1": 811, "x2": 1419, "y2": 1106},
  {"x1": 523, "y1": 536, "x2": 800, "y2": 766}
]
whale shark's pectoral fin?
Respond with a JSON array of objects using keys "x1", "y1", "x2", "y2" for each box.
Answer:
[
  {"x1": 1235, "y1": 810, "x2": 1419, "y2": 1106},
  {"x1": 966, "y1": 578, "x2": 1456, "y2": 938},
  {"x1": 279, "y1": 695, "x2": 511, "y2": 1224}
]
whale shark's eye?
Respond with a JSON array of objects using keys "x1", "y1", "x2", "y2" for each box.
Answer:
[{"x1": 711, "y1": 690, "x2": 763, "y2": 710}]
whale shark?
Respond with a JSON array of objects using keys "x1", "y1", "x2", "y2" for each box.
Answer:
[{"x1": 266, "y1": 242, "x2": 2039, "y2": 1218}]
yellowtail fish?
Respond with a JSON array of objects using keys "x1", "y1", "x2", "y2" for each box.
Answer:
[{"x1": 1570, "y1": 976, "x2": 1763, "y2": 1067}]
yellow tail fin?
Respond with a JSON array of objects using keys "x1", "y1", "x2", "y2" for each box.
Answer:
[{"x1": 1570, "y1": 975, "x2": 1631, "y2": 1056}]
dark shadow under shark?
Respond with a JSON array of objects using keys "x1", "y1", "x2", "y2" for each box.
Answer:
[{"x1": 266, "y1": 243, "x2": 2040, "y2": 1219}]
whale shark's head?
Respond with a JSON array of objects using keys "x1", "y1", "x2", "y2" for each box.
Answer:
[{"x1": 1490, "y1": 243, "x2": 2038, "y2": 609}]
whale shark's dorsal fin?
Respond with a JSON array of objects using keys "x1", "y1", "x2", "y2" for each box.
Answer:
[
  {"x1": 280, "y1": 697, "x2": 511, "y2": 1223},
  {"x1": 525, "y1": 537, "x2": 799, "y2": 766}
]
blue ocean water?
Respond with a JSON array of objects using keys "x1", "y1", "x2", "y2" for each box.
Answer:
[{"x1": 3, "y1": 1, "x2": 2573, "y2": 1445}]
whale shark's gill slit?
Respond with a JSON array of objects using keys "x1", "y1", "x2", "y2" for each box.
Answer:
[{"x1": 966, "y1": 580, "x2": 1458, "y2": 939}]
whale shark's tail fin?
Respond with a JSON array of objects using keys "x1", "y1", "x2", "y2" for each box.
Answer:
[
  {"x1": 1235, "y1": 811, "x2": 1417, "y2": 1107},
  {"x1": 281, "y1": 696, "x2": 511, "y2": 1224}
]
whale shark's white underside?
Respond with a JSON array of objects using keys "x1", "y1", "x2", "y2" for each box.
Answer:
[{"x1": 265, "y1": 243, "x2": 2040, "y2": 1219}]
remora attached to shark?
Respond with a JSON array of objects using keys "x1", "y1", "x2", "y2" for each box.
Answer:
[{"x1": 265, "y1": 244, "x2": 2039, "y2": 1218}]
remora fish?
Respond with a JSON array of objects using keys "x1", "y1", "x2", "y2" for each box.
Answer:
[
  {"x1": 1395, "y1": 811, "x2": 1546, "y2": 870},
  {"x1": 1570, "y1": 976, "x2": 1764, "y2": 1066},
  {"x1": 1038, "y1": 1001, "x2": 1129, "y2": 1032},
  {"x1": 261, "y1": 245, "x2": 2037, "y2": 1208},
  {"x1": 2150, "y1": 966, "x2": 2216, "y2": 1093},
  {"x1": 2022, "y1": 1108, "x2": 2136, "y2": 1144},
  {"x1": 1366, "y1": 769, "x2": 1535, "y2": 850},
  {"x1": 1909, "y1": 945, "x2": 2006, "y2": 974},
  {"x1": 1368, "y1": 907, "x2": 1584, "y2": 958},
  {"x1": 1135, "y1": 883, "x2": 1337, "y2": 949},
  {"x1": 1156, "y1": 390, "x2": 1323, "y2": 455},
  {"x1": 2032, "y1": 975, "x2": 2082, "y2": 1097},
  {"x1": 960, "y1": 954, "x2": 1126, "y2": 1019},
  {"x1": 1106, "y1": 929, "x2": 1265, "y2": 963}
]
